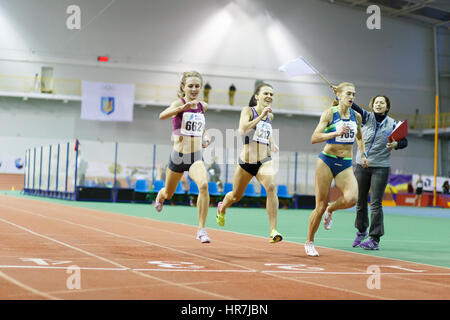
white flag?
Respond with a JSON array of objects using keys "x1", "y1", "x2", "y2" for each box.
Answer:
[
  {"x1": 81, "y1": 81, "x2": 135, "y2": 121},
  {"x1": 279, "y1": 56, "x2": 318, "y2": 77}
]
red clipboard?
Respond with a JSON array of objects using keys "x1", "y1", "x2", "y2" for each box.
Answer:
[{"x1": 389, "y1": 119, "x2": 408, "y2": 142}]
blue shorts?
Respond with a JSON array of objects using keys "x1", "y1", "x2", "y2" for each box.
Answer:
[{"x1": 318, "y1": 152, "x2": 353, "y2": 177}]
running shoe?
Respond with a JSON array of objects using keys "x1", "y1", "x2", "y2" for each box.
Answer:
[
  {"x1": 196, "y1": 228, "x2": 211, "y2": 243},
  {"x1": 305, "y1": 241, "x2": 319, "y2": 257},
  {"x1": 153, "y1": 200, "x2": 163, "y2": 213},
  {"x1": 359, "y1": 238, "x2": 379, "y2": 250},
  {"x1": 323, "y1": 209, "x2": 332, "y2": 230},
  {"x1": 216, "y1": 201, "x2": 225, "y2": 227},
  {"x1": 352, "y1": 231, "x2": 368, "y2": 247},
  {"x1": 270, "y1": 230, "x2": 283, "y2": 243}
]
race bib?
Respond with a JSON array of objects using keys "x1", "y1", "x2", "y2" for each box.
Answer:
[
  {"x1": 335, "y1": 120, "x2": 357, "y2": 143},
  {"x1": 252, "y1": 121, "x2": 272, "y2": 144},
  {"x1": 180, "y1": 112, "x2": 205, "y2": 137}
]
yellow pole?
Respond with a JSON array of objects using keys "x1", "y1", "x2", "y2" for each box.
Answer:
[
  {"x1": 432, "y1": 26, "x2": 439, "y2": 208},
  {"x1": 433, "y1": 95, "x2": 439, "y2": 207}
]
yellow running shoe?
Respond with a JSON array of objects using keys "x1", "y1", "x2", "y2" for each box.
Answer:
[
  {"x1": 270, "y1": 230, "x2": 283, "y2": 243},
  {"x1": 216, "y1": 201, "x2": 225, "y2": 227}
]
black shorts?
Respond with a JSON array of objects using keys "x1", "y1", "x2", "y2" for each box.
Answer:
[
  {"x1": 416, "y1": 187, "x2": 423, "y2": 195},
  {"x1": 168, "y1": 150, "x2": 203, "y2": 173},
  {"x1": 238, "y1": 157, "x2": 272, "y2": 176}
]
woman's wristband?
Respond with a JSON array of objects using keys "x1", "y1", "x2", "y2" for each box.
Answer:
[{"x1": 362, "y1": 152, "x2": 368, "y2": 158}]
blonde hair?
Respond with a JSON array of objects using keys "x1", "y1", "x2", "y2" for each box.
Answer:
[
  {"x1": 332, "y1": 82, "x2": 355, "y2": 106},
  {"x1": 177, "y1": 71, "x2": 203, "y2": 98}
]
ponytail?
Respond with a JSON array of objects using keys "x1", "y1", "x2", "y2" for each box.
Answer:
[
  {"x1": 333, "y1": 82, "x2": 355, "y2": 106},
  {"x1": 249, "y1": 82, "x2": 272, "y2": 107}
]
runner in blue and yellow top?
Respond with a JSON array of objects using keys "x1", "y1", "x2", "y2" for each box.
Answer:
[{"x1": 305, "y1": 82, "x2": 369, "y2": 257}]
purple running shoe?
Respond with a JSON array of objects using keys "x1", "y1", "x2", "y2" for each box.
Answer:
[
  {"x1": 352, "y1": 231, "x2": 368, "y2": 247},
  {"x1": 359, "y1": 238, "x2": 379, "y2": 250}
]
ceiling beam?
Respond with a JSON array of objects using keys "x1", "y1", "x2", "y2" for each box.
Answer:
[
  {"x1": 435, "y1": 20, "x2": 450, "y2": 27},
  {"x1": 389, "y1": 0, "x2": 435, "y2": 17},
  {"x1": 326, "y1": 0, "x2": 448, "y2": 27},
  {"x1": 350, "y1": 0, "x2": 368, "y2": 6}
]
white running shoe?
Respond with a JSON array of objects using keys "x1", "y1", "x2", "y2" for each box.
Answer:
[
  {"x1": 196, "y1": 228, "x2": 211, "y2": 243},
  {"x1": 323, "y1": 210, "x2": 332, "y2": 230},
  {"x1": 305, "y1": 241, "x2": 319, "y2": 257},
  {"x1": 153, "y1": 201, "x2": 163, "y2": 213}
]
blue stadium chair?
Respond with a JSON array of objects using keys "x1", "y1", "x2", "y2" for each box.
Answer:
[
  {"x1": 153, "y1": 180, "x2": 165, "y2": 193},
  {"x1": 208, "y1": 182, "x2": 222, "y2": 196},
  {"x1": 277, "y1": 185, "x2": 293, "y2": 198},
  {"x1": 135, "y1": 179, "x2": 150, "y2": 192},
  {"x1": 174, "y1": 181, "x2": 185, "y2": 195},
  {"x1": 244, "y1": 184, "x2": 258, "y2": 197},
  {"x1": 223, "y1": 182, "x2": 233, "y2": 194},
  {"x1": 189, "y1": 180, "x2": 199, "y2": 195}
]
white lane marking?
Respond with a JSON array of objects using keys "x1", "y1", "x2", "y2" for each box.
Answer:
[
  {"x1": 5, "y1": 197, "x2": 449, "y2": 273},
  {"x1": 382, "y1": 265, "x2": 425, "y2": 273},
  {"x1": 0, "y1": 265, "x2": 128, "y2": 271},
  {"x1": 0, "y1": 270, "x2": 61, "y2": 300},
  {"x1": 0, "y1": 205, "x2": 256, "y2": 273},
  {"x1": 20, "y1": 258, "x2": 73, "y2": 266},
  {"x1": 0, "y1": 264, "x2": 447, "y2": 275},
  {"x1": 2, "y1": 200, "x2": 449, "y2": 298},
  {"x1": 147, "y1": 261, "x2": 204, "y2": 269},
  {"x1": 0, "y1": 217, "x2": 233, "y2": 300},
  {"x1": 264, "y1": 263, "x2": 324, "y2": 271}
]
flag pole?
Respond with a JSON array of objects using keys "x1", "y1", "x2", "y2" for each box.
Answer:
[{"x1": 300, "y1": 58, "x2": 334, "y2": 89}]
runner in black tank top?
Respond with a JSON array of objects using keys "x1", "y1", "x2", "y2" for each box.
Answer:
[{"x1": 216, "y1": 83, "x2": 283, "y2": 244}]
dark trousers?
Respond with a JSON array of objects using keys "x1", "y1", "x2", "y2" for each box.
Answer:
[{"x1": 354, "y1": 165, "x2": 390, "y2": 243}]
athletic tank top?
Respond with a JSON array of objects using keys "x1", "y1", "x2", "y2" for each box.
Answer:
[
  {"x1": 243, "y1": 106, "x2": 272, "y2": 146},
  {"x1": 172, "y1": 98, "x2": 205, "y2": 137},
  {"x1": 325, "y1": 107, "x2": 358, "y2": 145}
]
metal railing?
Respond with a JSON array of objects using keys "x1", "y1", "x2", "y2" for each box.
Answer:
[{"x1": 1, "y1": 73, "x2": 448, "y2": 130}]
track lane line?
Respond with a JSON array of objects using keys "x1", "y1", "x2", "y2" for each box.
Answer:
[
  {"x1": 0, "y1": 217, "x2": 234, "y2": 300},
  {"x1": 5, "y1": 195, "x2": 450, "y2": 272},
  {"x1": 3, "y1": 198, "x2": 450, "y2": 299},
  {"x1": 0, "y1": 204, "x2": 257, "y2": 272},
  {"x1": 0, "y1": 270, "x2": 61, "y2": 300},
  {"x1": 0, "y1": 203, "x2": 402, "y2": 300}
]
